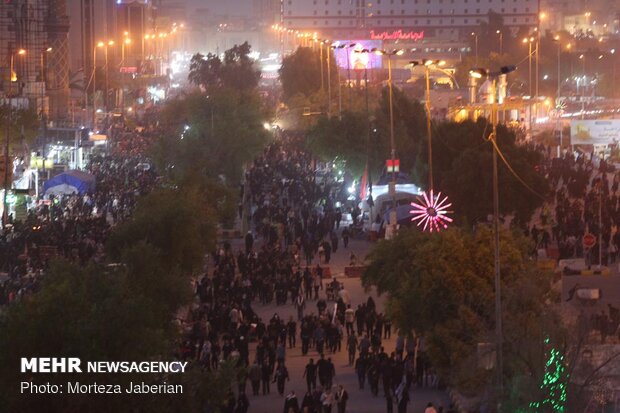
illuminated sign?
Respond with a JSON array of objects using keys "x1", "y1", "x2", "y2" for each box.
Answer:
[
  {"x1": 120, "y1": 67, "x2": 138, "y2": 73},
  {"x1": 333, "y1": 40, "x2": 383, "y2": 70},
  {"x1": 370, "y1": 30, "x2": 424, "y2": 41}
]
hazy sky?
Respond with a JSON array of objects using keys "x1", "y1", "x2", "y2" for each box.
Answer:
[{"x1": 189, "y1": 0, "x2": 254, "y2": 16}]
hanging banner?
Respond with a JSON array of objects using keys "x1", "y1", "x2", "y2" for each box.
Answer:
[{"x1": 570, "y1": 120, "x2": 620, "y2": 145}]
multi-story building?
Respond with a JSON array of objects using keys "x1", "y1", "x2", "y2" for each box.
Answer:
[
  {"x1": 0, "y1": 0, "x2": 70, "y2": 119},
  {"x1": 282, "y1": 0, "x2": 540, "y2": 41}
]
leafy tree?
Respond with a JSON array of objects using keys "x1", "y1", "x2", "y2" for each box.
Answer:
[
  {"x1": 153, "y1": 89, "x2": 270, "y2": 185},
  {"x1": 0, "y1": 255, "x2": 188, "y2": 412},
  {"x1": 278, "y1": 46, "x2": 339, "y2": 105},
  {"x1": 106, "y1": 186, "x2": 216, "y2": 274},
  {"x1": 373, "y1": 86, "x2": 427, "y2": 181},
  {"x1": 428, "y1": 119, "x2": 548, "y2": 225},
  {"x1": 306, "y1": 111, "x2": 370, "y2": 177},
  {"x1": 188, "y1": 42, "x2": 260, "y2": 92},
  {"x1": 0, "y1": 106, "x2": 39, "y2": 149},
  {"x1": 362, "y1": 226, "x2": 562, "y2": 407}
]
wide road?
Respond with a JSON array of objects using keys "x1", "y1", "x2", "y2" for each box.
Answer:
[{"x1": 238, "y1": 236, "x2": 451, "y2": 413}]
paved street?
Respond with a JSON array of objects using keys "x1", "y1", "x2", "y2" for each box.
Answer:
[{"x1": 239, "y1": 237, "x2": 451, "y2": 413}]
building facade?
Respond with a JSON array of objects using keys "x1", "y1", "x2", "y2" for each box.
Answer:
[
  {"x1": 282, "y1": 0, "x2": 539, "y2": 40},
  {"x1": 0, "y1": 0, "x2": 70, "y2": 119}
]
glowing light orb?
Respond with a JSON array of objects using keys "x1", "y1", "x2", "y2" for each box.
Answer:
[{"x1": 410, "y1": 190, "x2": 453, "y2": 232}]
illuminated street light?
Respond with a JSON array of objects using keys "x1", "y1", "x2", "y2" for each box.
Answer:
[{"x1": 469, "y1": 64, "x2": 517, "y2": 402}]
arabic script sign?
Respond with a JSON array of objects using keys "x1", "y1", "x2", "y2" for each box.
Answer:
[
  {"x1": 370, "y1": 30, "x2": 424, "y2": 41},
  {"x1": 570, "y1": 120, "x2": 620, "y2": 145}
]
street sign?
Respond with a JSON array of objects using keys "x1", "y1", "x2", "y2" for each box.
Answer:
[{"x1": 583, "y1": 233, "x2": 597, "y2": 249}]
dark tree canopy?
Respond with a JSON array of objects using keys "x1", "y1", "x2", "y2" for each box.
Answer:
[
  {"x1": 427, "y1": 119, "x2": 548, "y2": 225},
  {"x1": 278, "y1": 46, "x2": 339, "y2": 103},
  {"x1": 362, "y1": 226, "x2": 562, "y2": 407},
  {"x1": 188, "y1": 42, "x2": 260, "y2": 92}
]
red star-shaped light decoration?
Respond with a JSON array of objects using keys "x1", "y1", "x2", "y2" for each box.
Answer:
[{"x1": 410, "y1": 190, "x2": 453, "y2": 232}]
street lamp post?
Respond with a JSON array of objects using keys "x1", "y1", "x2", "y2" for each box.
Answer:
[
  {"x1": 327, "y1": 43, "x2": 332, "y2": 117},
  {"x1": 523, "y1": 37, "x2": 534, "y2": 96},
  {"x1": 612, "y1": 49, "x2": 617, "y2": 101},
  {"x1": 470, "y1": 65, "x2": 516, "y2": 407},
  {"x1": 121, "y1": 38, "x2": 131, "y2": 66},
  {"x1": 373, "y1": 48, "x2": 404, "y2": 233},
  {"x1": 409, "y1": 59, "x2": 446, "y2": 190},
  {"x1": 471, "y1": 32, "x2": 479, "y2": 64},
  {"x1": 553, "y1": 35, "x2": 563, "y2": 153},
  {"x1": 9, "y1": 48, "x2": 26, "y2": 95},
  {"x1": 104, "y1": 40, "x2": 114, "y2": 113},
  {"x1": 496, "y1": 30, "x2": 503, "y2": 55},
  {"x1": 92, "y1": 41, "x2": 105, "y2": 127}
]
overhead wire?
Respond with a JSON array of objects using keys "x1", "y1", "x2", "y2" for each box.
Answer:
[{"x1": 489, "y1": 134, "x2": 547, "y2": 201}]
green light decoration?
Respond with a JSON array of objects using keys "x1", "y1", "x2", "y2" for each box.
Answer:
[{"x1": 528, "y1": 337, "x2": 568, "y2": 413}]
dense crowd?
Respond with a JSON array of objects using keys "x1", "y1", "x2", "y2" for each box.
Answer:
[
  {"x1": 531, "y1": 147, "x2": 620, "y2": 264},
  {"x1": 0, "y1": 150, "x2": 157, "y2": 307},
  {"x1": 176, "y1": 140, "x2": 447, "y2": 413}
]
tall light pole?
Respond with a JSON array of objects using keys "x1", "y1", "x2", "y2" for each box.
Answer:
[
  {"x1": 104, "y1": 40, "x2": 114, "y2": 113},
  {"x1": 373, "y1": 48, "x2": 404, "y2": 233},
  {"x1": 612, "y1": 49, "x2": 617, "y2": 101},
  {"x1": 334, "y1": 43, "x2": 345, "y2": 119},
  {"x1": 316, "y1": 39, "x2": 325, "y2": 92},
  {"x1": 470, "y1": 65, "x2": 516, "y2": 407},
  {"x1": 496, "y1": 30, "x2": 503, "y2": 55},
  {"x1": 471, "y1": 32, "x2": 479, "y2": 64},
  {"x1": 344, "y1": 43, "x2": 356, "y2": 109},
  {"x1": 553, "y1": 35, "x2": 563, "y2": 153},
  {"x1": 327, "y1": 43, "x2": 333, "y2": 117},
  {"x1": 409, "y1": 59, "x2": 446, "y2": 191},
  {"x1": 9, "y1": 48, "x2": 26, "y2": 95},
  {"x1": 121, "y1": 38, "x2": 131, "y2": 66},
  {"x1": 523, "y1": 37, "x2": 535, "y2": 96},
  {"x1": 93, "y1": 41, "x2": 105, "y2": 127}
]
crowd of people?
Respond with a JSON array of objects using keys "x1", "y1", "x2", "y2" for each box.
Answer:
[
  {"x1": 533, "y1": 147, "x2": 620, "y2": 264},
  {"x1": 0, "y1": 148, "x2": 157, "y2": 307},
  {"x1": 174, "y1": 139, "x2": 450, "y2": 413}
]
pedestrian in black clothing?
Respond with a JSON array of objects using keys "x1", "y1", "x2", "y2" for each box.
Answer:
[
  {"x1": 235, "y1": 391, "x2": 250, "y2": 413},
  {"x1": 336, "y1": 385, "x2": 348, "y2": 413},
  {"x1": 287, "y1": 317, "x2": 297, "y2": 348},
  {"x1": 302, "y1": 391, "x2": 315, "y2": 413},
  {"x1": 283, "y1": 390, "x2": 300, "y2": 413},
  {"x1": 342, "y1": 227, "x2": 350, "y2": 248},
  {"x1": 261, "y1": 363, "x2": 271, "y2": 395},
  {"x1": 304, "y1": 358, "x2": 318, "y2": 393},
  {"x1": 274, "y1": 363, "x2": 290, "y2": 396},
  {"x1": 386, "y1": 392, "x2": 394, "y2": 413},
  {"x1": 397, "y1": 389, "x2": 409, "y2": 413},
  {"x1": 355, "y1": 356, "x2": 367, "y2": 389},
  {"x1": 245, "y1": 231, "x2": 254, "y2": 253},
  {"x1": 249, "y1": 361, "x2": 261, "y2": 396}
]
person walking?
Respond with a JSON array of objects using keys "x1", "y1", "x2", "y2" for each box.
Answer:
[
  {"x1": 274, "y1": 363, "x2": 290, "y2": 396},
  {"x1": 320, "y1": 387, "x2": 335, "y2": 413},
  {"x1": 304, "y1": 358, "x2": 318, "y2": 393},
  {"x1": 261, "y1": 362, "x2": 271, "y2": 395},
  {"x1": 249, "y1": 361, "x2": 261, "y2": 396},
  {"x1": 355, "y1": 356, "x2": 367, "y2": 389},
  {"x1": 342, "y1": 227, "x2": 350, "y2": 248},
  {"x1": 344, "y1": 305, "x2": 355, "y2": 336},
  {"x1": 302, "y1": 391, "x2": 315, "y2": 413},
  {"x1": 284, "y1": 390, "x2": 300, "y2": 413},
  {"x1": 347, "y1": 334, "x2": 357, "y2": 366},
  {"x1": 295, "y1": 293, "x2": 306, "y2": 320},
  {"x1": 396, "y1": 387, "x2": 409, "y2": 413},
  {"x1": 335, "y1": 385, "x2": 349, "y2": 413},
  {"x1": 235, "y1": 391, "x2": 250, "y2": 413}
]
